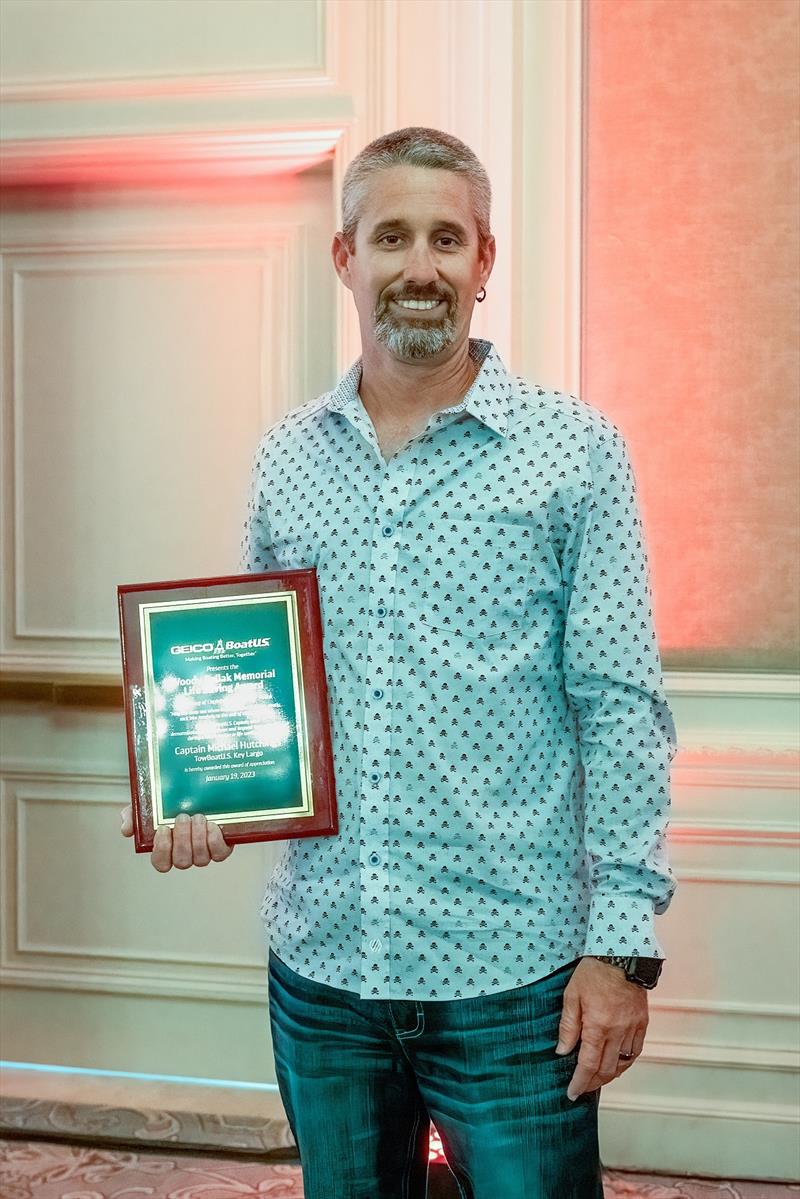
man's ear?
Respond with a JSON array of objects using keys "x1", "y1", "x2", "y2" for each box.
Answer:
[
  {"x1": 479, "y1": 235, "x2": 497, "y2": 289},
  {"x1": 331, "y1": 232, "x2": 354, "y2": 291}
]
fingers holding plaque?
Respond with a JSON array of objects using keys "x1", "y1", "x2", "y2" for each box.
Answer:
[{"x1": 118, "y1": 570, "x2": 338, "y2": 852}]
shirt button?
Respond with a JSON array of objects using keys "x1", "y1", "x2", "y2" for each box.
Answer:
[
  {"x1": 370, "y1": 938, "x2": 382, "y2": 951},
  {"x1": 372, "y1": 688, "x2": 383, "y2": 700},
  {"x1": 376, "y1": 606, "x2": 387, "y2": 617},
  {"x1": 370, "y1": 771, "x2": 380, "y2": 783},
  {"x1": 369, "y1": 852, "x2": 380, "y2": 866},
  {"x1": 382, "y1": 525, "x2": 393, "y2": 537}
]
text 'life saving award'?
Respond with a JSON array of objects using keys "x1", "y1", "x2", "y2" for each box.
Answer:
[{"x1": 118, "y1": 570, "x2": 338, "y2": 852}]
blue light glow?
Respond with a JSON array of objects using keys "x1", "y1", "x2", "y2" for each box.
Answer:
[{"x1": 0, "y1": 1061, "x2": 279, "y2": 1092}]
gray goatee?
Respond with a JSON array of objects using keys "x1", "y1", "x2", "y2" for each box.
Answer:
[{"x1": 373, "y1": 296, "x2": 459, "y2": 360}]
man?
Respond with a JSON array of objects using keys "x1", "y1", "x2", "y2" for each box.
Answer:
[{"x1": 122, "y1": 127, "x2": 677, "y2": 1198}]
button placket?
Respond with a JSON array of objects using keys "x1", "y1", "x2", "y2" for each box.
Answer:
[{"x1": 359, "y1": 448, "x2": 416, "y2": 990}]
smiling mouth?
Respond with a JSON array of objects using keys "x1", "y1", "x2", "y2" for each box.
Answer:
[{"x1": 391, "y1": 298, "x2": 447, "y2": 316}]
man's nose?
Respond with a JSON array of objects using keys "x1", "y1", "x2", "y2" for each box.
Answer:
[{"x1": 403, "y1": 241, "x2": 438, "y2": 285}]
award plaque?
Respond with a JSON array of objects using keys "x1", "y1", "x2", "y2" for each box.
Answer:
[{"x1": 118, "y1": 569, "x2": 338, "y2": 853}]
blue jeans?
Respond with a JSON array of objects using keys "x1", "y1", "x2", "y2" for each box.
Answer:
[{"x1": 267, "y1": 947, "x2": 604, "y2": 1199}]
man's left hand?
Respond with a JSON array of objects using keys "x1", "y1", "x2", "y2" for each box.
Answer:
[{"x1": 555, "y1": 956, "x2": 649, "y2": 1101}]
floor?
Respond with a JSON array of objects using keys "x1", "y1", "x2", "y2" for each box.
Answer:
[
  {"x1": 1, "y1": 1070, "x2": 796, "y2": 1199},
  {"x1": 1, "y1": 1138, "x2": 798, "y2": 1199}
]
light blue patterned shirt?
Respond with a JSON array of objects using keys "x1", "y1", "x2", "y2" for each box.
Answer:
[{"x1": 241, "y1": 338, "x2": 677, "y2": 1000}]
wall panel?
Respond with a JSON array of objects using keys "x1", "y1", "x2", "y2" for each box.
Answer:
[
  {"x1": 0, "y1": 0, "x2": 324, "y2": 87},
  {"x1": 583, "y1": 0, "x2": 800, "y2": 670}
]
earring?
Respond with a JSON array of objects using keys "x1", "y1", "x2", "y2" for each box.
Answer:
[{"x1": 476, "y1": 286, "x2": 486, "y2": 303}]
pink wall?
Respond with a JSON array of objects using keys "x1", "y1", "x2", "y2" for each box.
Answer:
[{"x1": 583, "y1": 0, "x2": 799, "y2": 670}]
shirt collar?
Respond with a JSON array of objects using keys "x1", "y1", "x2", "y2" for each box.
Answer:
[{"x1": 324, "y1": 338, "x2": 511, "y2": 439}]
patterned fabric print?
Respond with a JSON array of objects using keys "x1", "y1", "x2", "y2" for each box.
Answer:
[
  {"x1": 241, "y1": 338, "x2": 678, "y2": 1000},
  {"x1": 0, "y1": 1140, "x2": 305, "y2": 1199}
]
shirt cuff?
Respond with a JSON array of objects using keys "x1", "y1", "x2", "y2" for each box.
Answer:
[{"x1": 583, "y1": 890, "x2": 665, "y2": 958}]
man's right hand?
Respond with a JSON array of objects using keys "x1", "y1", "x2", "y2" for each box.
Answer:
[{"x1": 120, "y1": 807, "x2": 234, "y2": 873}]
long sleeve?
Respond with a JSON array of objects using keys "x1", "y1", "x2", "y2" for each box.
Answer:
[
  {"x1": 240, "y1": 438, "x2": 280, "y2": 573},
  {"x1": 561, "y1": 422, "x2": 678, "y2": 958}
]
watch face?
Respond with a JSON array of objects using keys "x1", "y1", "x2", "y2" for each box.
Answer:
[{"x1": 632, "y1": 958, "x2": 663, "y2": 985}]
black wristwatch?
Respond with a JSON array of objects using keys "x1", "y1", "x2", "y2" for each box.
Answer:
[{"x1": 590, "y1": 955, "x2": 663, "y2": 990}]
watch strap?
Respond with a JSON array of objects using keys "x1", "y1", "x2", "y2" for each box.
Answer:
[{"x1": 590, "y1": 955, "x2": 663, "y2": 989}]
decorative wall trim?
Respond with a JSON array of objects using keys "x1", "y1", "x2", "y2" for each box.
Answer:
[
  {"x1": 513, "y1": 0, "x2": 584, "y2": 392},
  {"x1": 0, "y1": 0, "x2": 330, "y2": 104},
  {"x1": 1, "y1": 766, "x2": 127, "y2": 784},
  {"x1": 0, "y1": 776, "x2": 270, "y2": 982},
  {"x1": 664, "y1": 670, "x2": 800, "y2": 698},
  {"x1": 0, "y1": 964, "x2": 266, "y2": 1004},
  {"x1": 643, "y1": 1039, "x2": 799, "y2": 1072},
  {"x1": 651, "y1": 997, "x2": 799, "y2": 1019},
  {"x1": 2, "y1": 958, "x2": 797, "y2": 1048},
  {"x1": 0, "y1": 127, "x2": 344, "y2": 188},
  {"x1": 599, "y1": 1092, "x2": 798, "y2": 1125},
  {"x1": 0, "y1": 657, "x2": 124, "y2": 685},
  {"x1": 0, "y1": 69, "x2": 337, "y2": 104},
  {"x1": 668, "y1": 822, "x2": 797, "y2": 846},
  {"x1": 1, "y1": 228, "x2": 306, "y2": 676},
  {"x1": 663, "y1": 670, "x2": 799, "y2": 754},
  {"x1": 670, "y1": 868, "x2": 797, "y2": 886}
]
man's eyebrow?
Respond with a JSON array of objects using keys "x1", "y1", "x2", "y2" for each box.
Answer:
[{"x1": 369, "y1": 218, "x2": 470, "y2": 240}]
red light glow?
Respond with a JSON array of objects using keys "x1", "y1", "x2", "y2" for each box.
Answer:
[{"x1": 429, "y1": 1121, "x2": 447, "y2": 1163}]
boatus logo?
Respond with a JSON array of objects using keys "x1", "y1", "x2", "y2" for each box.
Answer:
[{"x1": 170, "y1": 637, "x2": 271, "y2": 655}]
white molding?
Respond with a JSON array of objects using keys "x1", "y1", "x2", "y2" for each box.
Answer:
[
  {"x1": 651, "y1": 997, "x2": 799, "y2": 1019},
  {"x1": 0, "y1": 126, "x2": 345, "y2": 188},
  {"x1": 672, "y1": 868, "x2": 797, "y2": 886},
  {"x1": 674, "y1": 734, "x2": 799, "y2": 754},
  {"x1": 600, "y1": 1092, "x2": 798, "y2": 1125},
  {"x1": 665, "y1": 671, "x2": 800, "y2": 755},
  {"x1": 668, "y1": 822, "x2": 798, "y2": 848},
  {"x1": 0, "y1": 657, "x2": 122, "y2": 684},
  {"x1": 0, "y1": 964, "x2": 266, "y2": 1004},
  {"x1": 512, "y1": 0, "x2": 583, "y2": 392},
  {"x1": 641, "y1": 1040, "x2": 799, "y2": 1072},
  {"x1": 0, "y1": 72, "x2": 337, "y2": 104},
  {"x1": 0, "y1": 765, "x2": 129, "y2": 783},
  {"x1": 664, "y1": 670, "x2": 800, "y2": 698}
]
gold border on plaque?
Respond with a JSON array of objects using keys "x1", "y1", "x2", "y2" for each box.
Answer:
[{"x1": 138, "y1": 591, "x2": 315, "y2": 830}]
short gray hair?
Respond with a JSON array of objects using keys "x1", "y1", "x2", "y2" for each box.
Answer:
[{"x1": 340, "y1": 127, "x2": 492, "y2": 254}]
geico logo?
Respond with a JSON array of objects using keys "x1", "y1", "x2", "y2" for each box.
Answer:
[{"x1": 170, "y1": 643, "x2": 214, "y2": 655}]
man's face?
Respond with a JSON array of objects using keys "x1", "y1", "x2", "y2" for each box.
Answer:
[{"x1": 333, "y1": 165, "x2": 495, "y2": 362}]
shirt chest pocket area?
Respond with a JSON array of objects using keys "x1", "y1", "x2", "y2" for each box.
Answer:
[{"x1": 404, "y1": 518, "x2": 533, "y2": 642}]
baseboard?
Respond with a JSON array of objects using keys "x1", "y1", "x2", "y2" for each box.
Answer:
[
  {"x1": 600, "y1": 1101, "x2": 799, "y2": 1182},
  {"x1": 0, "y1": 1065, "x2": 296, "y2": 1158}
]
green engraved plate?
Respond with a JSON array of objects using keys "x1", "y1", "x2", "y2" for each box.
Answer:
[{"x1": 141, "y1": 593, "x2": 311, "y2": 824}]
